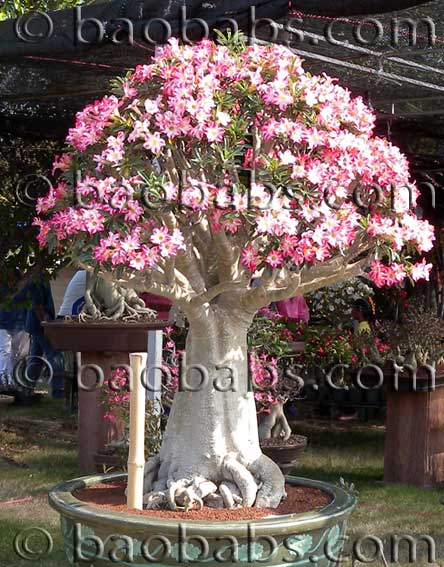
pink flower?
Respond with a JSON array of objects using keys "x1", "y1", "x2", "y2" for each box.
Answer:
[
  {"x1": 111, "y1": 246, "x2": 126, "y2": 266},
  {"x1": 93, "y1": 242, "x2": 112, "y2": 263},
  {"x1": 369, "y1": 260, "x2": 389, "y2": 288},
  {"x1": 280, "y1": 235, "x2": 299, "y2": 257},
  {"x1": 122, "y1": 81, "x2": 137, "y2": 100},
  {"x1": 170, "y1": 229, "x2": 185, "y2": 250},
  {"x1": 52, "y1": 153, "x2": 72, "y2": 175},
  {"x1": 141, "y1": 245, "x2": 159, "y2": 267},
  {"x1": 143, "y1": 132, "x2": 165, "y2": 155},
  {"x1": 33, "y1": 219, "x2": 51, "y2": 247},
  {"x1": 205, "y1": 122, "x2": 225, "y2": 143},
  {"x1": 279, "y1": 150, "x2": 296, "y2": 165},
  {"x1": 410, "y1": 258, "x2": 433, "y2": 282},
  {"x1": 144, "y1": 97, "x2": 161, "y2": 114},
  {"x1": 121, "y1": 234, "x2": 140, "y2": 253},
  {"x1": 221, "y1": 217, "x2": 242, "y2": 234},
  {"x1": 124, "y1": 200, "x2": 144, "y2": 223},
  {"x1": 129, "y1": 253, "x2": 146, "y2": 271},
  {"x1": 389, "y1": 262, "x2": 407, "y2": 284},
  {"x1": 34, "y1": 38, "x2": 433, "y2": 289},
  {"x1": 369, "y1": 260, "x2": 408, "y2": 287},
  {"x1": 67, "y1": 95, "x2": 120, "y2": 151},
  {"x1": 150, "y1": 227, "x2": 169, "y2": 245},
  {"x1": 217, "y1": 111, "x2": 231, "y2": 126},
  {"x1": 241, "y1": 246, "x2": 259, "y2": 271},
  {"x1": 265, "y1": 250, "x2": 284, "y2": 268},
  {"x1": 80, "y1": 210, "x2": 105, "y2": 234}
]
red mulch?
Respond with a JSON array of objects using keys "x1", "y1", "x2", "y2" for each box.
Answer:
[{"x1": 73, "y1": 482, "x2": 331, "y2": 521}]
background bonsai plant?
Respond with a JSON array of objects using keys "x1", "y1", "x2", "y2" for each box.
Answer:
[
  {"x1": 248, "y1": 310, "x2": 304, "y2": 441},
  {"x1": 35, "y1": 34, "x2": 434, "y2": 511}
]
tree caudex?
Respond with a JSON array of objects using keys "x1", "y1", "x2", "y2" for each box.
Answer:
[
  {"x1": 258, "y1": 402, "x2": 293, "y2": 441},
  {"x1": 80, "y1": 272, "x2": 156, "y2": 321},
  {"x1": 35, "y1": 35, "x2": 434, "y2": 510}
]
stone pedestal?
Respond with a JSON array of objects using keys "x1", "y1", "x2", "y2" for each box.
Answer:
[{"x1": 43, "y1": 321, "x2": 169, "y2": 472}]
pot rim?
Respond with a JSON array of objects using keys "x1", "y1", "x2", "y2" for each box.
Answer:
[
  {"x1": 260, "y1": 434, "x2": 308, "y2": 450},
  {"x1": 48, "y1": 474, "x2": 356, "y2": 537}
]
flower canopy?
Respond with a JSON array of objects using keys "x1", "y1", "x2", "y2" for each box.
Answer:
[{"x1": 35, "y1": 35, "x2": 434, "y2": 304}]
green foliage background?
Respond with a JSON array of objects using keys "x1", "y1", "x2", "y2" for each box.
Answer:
[
  {"x1": 0, "y1": 0, "x2": 93, "y2": 21},
  {"x1": 0, "y1": 135, "x2": 63, "y2": 306}
]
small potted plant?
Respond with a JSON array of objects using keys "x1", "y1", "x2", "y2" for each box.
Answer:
[
  {"x1": 96, "y1": 367, "x2": 163, "y2": 472},
  {"x1": 249, "y1": 311, "x2": 308, "y2": 473}
]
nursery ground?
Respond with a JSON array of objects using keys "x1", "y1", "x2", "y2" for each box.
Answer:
[
  {"x1": 292, "y1": 419, "x2": 444, "y2": 566},
  {"x1": 0, "y1": 397, "x2": 443, "y2": 567}
]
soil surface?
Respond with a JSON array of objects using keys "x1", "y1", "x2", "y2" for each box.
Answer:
[
  {"x1": 73, "y1": 481, "x2": 331, "y2": 521},
  {"x1": 260, "y1": 434, "x2": 307, "y2": 448}
]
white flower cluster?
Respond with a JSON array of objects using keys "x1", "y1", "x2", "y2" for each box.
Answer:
[{"x1": 307, "y1": 277, "x2": 374, "y2": 324}]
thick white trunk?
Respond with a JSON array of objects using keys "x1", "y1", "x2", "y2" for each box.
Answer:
[{"x1": 143, "y1": 304, "x2": 285, "y2": 510}]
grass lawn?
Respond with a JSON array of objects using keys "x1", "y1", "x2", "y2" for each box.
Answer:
[
  {"x1": 1, "y1": 398, "x2": 443, "y2": 566},
  {"x1": 0, "y1": 396, "x2": 79, "y2": 567},
  {"x1": 295, "y1": 420, "x2": 444, "y2": 566}
]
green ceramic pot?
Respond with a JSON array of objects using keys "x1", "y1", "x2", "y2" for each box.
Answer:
[{"x1": 49, "y1": 474, "x2": 356, "y2": 567}]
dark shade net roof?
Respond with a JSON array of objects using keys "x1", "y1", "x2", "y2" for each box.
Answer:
[{"x1": 0, "y1": 0, "x2": 443, "y2": 178}]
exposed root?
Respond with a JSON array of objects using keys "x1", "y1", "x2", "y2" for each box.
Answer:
[
  {"x1": 167, "y1": 478, "x2": 190, "y2": 510},
  {"x1": 221, "y1": 454, "x2": 258, "y2": 507},
  {"x1": 79, "y1": 301, "x2": 156, "y2": 322},
  {"x1": 249, "y1": 454, "x2": 286, "y2": 508},
  {"x1": 80, "y1": 273, "x2": 156, "y2": 322},
  {"x1": 196, "y1": 479, "x2": 218, "y2": 500},
  {"x1": 183, "y1": 492, "x2": 203, "y2": 512},
  {"x1": 144, "y1": 491, "x2": 167, "y2": 509},
  {"x1": 142, "y1": 452, "x2": 285, "y2": 510},
  {"x1": 78, "y1": 310, "x2": 97, "y2": 323},
  {"x1": 205, "y1": 493, "x2": 225, "y2": 508},
  {"x1": 121, "y1": 304, "x2": 156, "y2": 322},
  {"x1": 219, "y1": 481, "x2": 242, "y2": 509},
  {"x1": 146, "y1": 477, "x2": 219, "y2": 512}
]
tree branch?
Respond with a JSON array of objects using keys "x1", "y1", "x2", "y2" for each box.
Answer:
[
  {"x1": 190, "y1": 280, "x2": 245, "y2": 306},
  {"x1": 242, "y1": 251, "x2": 372, "y2": 313},
  {"x1": 83, "y1": 264, "x2": 188, "y2": 304},
  {"x1": 211, "y1": 225, "x2": 237, "y2": 283}
]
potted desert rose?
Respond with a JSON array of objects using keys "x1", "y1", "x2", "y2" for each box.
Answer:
[
  {"x1": 96, "y1": 367, "x2": 163, "y2": 472},
  {"x1": 248, "y1": 311, "x2": 308, "y2": 473},
  {"x1": 39, "y1": 35, "x2": 434, "y2": 566}
]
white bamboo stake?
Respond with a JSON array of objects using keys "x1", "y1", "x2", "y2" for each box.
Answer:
[
  {"x1": 127, "y1": 352, "x2": 147, "y2": 510},
  {"x1": 147, "y1": 330, "x2": 163, "y2": 414}
]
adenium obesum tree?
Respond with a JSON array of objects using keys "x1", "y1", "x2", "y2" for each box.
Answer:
[{"x1": 35, "y1": 35, "x2": 434, "y2": 510}]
